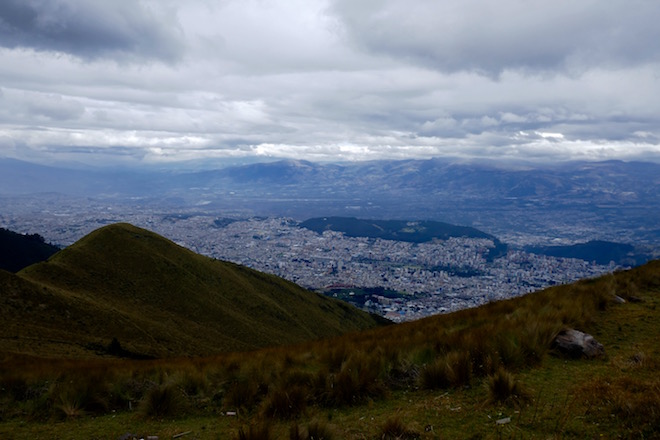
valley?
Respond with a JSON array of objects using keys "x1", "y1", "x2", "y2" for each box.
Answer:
[
  {"x1": 1, "y1": 206, "x2": 622, "y2": 321},
  {"x1": 1, "y1": 158, "x2": 659, "y2": 438}
]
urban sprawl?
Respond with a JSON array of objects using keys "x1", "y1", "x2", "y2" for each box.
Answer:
[{"x1": 2, "y1": 204, "x2": 619, "y2": 322}]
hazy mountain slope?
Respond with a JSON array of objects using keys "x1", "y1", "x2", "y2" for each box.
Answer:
[
  {"x1": 0, "y1": 228, "x2": 59, "y2": 272},
  {"x1": 300, "y1": 217, "x2": 494, "y2": 242},
  {"x1": 3, "y1": 223, "x2": 384, "y2": 358}
]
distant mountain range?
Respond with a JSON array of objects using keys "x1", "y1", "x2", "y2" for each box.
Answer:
[
  {"x1": 0, "y1": 223, "x2": 385, "y2": 359},
  {"x1": 3, "y1": 157, "x2": 659, "y2": 206},
  {"x1": 1, "y1": 157, "x2": 659, "y2": 250}
]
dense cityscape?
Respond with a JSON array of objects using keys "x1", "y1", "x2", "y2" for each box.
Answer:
[{"x1": 1, "y1": 197, "x2": 619, "y2": 322}]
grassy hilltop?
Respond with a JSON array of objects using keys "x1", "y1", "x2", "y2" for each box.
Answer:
[
  {"x1": 0, "y1": 227, "x2": 658, "y2": 438},
  {"x1": 0, "y1": 223, "x2": 384, "y2": 359}
]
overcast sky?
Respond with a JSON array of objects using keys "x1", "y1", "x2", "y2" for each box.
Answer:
[{"x1": 1, "y1": 0, "x2": 659, "y2": 166}]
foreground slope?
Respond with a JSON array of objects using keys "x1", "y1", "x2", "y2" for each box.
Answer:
[
  {"x1": 1, "y1": 258, "x2": 658, "y2": 438},
  {"x1": 1, "y1": 223, "x2": 384, "y2": 358}
]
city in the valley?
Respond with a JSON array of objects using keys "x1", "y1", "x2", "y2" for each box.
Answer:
[{"x1": 1, "y1": 198, "x2": 620, "y2": 322}]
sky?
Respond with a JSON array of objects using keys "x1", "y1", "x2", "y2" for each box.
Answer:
[{"x1": 1, "y1": 0, "x2": 660, "y2": 166}]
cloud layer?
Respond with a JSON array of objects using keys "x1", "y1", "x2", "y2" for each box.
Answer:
[{"x1": 1, "y1": 0, "x2": 659, "y2": 165}]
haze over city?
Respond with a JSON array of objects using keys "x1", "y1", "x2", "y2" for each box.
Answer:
[{"x1": 1, "y1": 0, "x2": 659, "y2": 167}]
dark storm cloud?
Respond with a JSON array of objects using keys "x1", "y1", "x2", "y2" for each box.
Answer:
[
  {"x1": 0, "y1": 0, "x2": 183, "y2": 62},
  {"x1": 331, "y1": 0, "x2": 660, "y2": 75}
]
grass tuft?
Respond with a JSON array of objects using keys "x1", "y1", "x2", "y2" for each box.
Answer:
[
  {"x1": 236, "y1": 422, "x2": 273, "y2": 440},
  {"x1": 138, "y1": 382, "x2": 185, "y2": 418},
  {"x1": 261, "y1": 384, "x2": 308, "y2": 420},
  {"x1": 487, "y1": 368, "x2": 527, "y2": 405},
  {"x1": 289, "y1": 419, "x2": 334, "y2": 440},
  {"x1": 378, "y1": 415, "x2": 420, "y2": 440}
]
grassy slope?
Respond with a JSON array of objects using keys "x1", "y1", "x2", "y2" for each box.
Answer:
[
  {"x1": 0, "y1": 260, "x2": 658, "y2": 438},
  {"x1": 1, "y1": 223, "x2": 383, "y2": 358}
]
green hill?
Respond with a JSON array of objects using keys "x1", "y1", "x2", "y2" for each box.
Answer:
[
  {"x1": 0, "y1": 228, "x2": 59, "y2": 272},
  {"x1": 0, "y1": 223, "x2": 384, "y2": 359},
  {"x1": 1, "y1": 238, "x2": 658, "y2": 438}
]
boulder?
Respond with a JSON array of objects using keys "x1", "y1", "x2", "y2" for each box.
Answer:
[{"x1": 552, "y1": 329, "x2": 605, "y2": 359}]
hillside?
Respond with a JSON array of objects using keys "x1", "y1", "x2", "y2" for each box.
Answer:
[
  {"x1": 1, "y1": 258, "x2": 658, "y2": 438},
  {"x1": 0, "y1": 228, "x2": 59, "y2": 272},
  {"x1": 0, "y1": 223, "x2": 385, "y2": 358}
]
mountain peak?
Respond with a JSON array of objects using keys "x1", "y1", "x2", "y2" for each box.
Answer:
[{"x1": 9, "y1": 223, "x2": 385, "y2": 358}]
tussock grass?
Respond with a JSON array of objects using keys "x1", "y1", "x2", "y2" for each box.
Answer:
[
  {"x1": 378, "y1": 415, "x2": 420, "y2": 440},
  {"x1": 138, "y1": 382, "x2": 187, "y2": 418},
  {"x1": 0, "y1": 260, "x2": 659, "y2": 438},
  {"x1": 487, "y1": 368, "x2": 528, "y2": 405},
  {"x1": 236, "y1": 422, "x2": 273, "y2": 440},
  {"x1": 261, "y1": 384, "x2": 308, "y2": 420}
]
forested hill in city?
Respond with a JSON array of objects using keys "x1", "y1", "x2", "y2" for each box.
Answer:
[
  {"x1": 300, "y1": 217, "x2": 508, "y2": 260},
  {"x1": 0, "y1": 223, "x2": 385, "y2": 359}
]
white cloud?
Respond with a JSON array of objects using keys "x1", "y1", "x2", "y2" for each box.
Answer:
[{"x1": 0, "y1": 0, "x2": 658, "y2": 166}]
